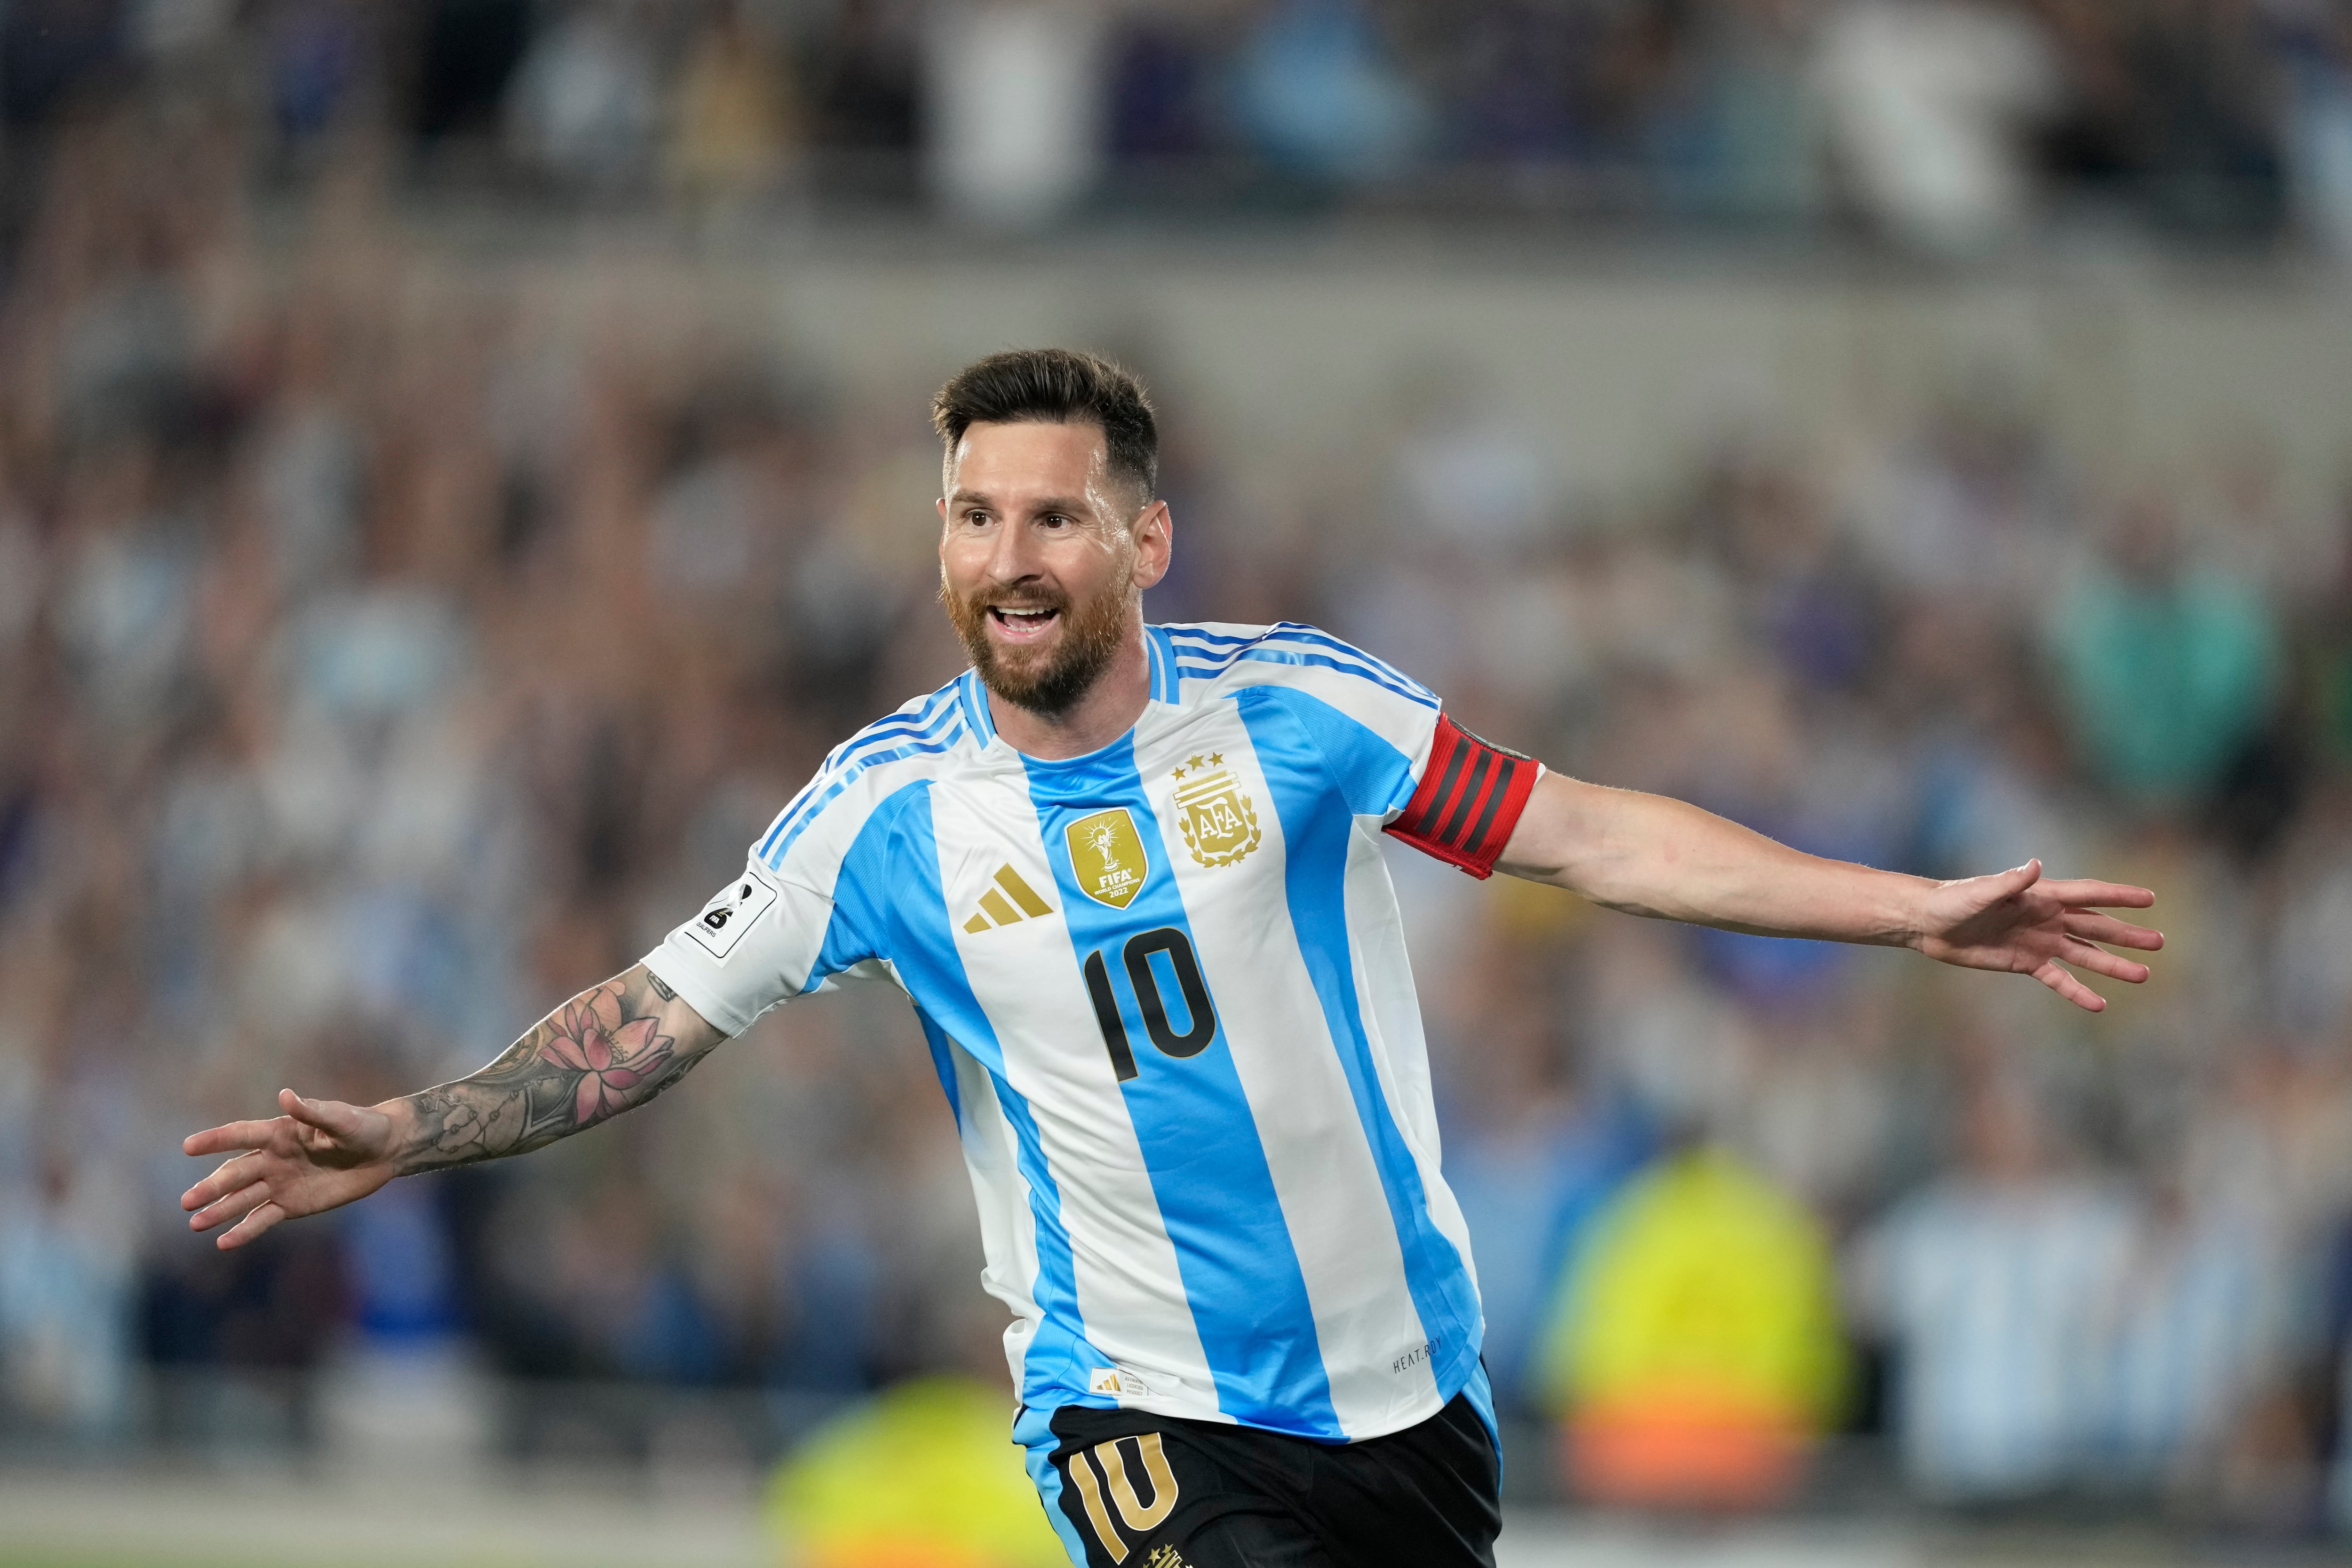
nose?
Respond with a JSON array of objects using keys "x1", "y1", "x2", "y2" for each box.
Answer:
[{"x1": 984, "y1": 519, "x2": 1046, "y2": 588}]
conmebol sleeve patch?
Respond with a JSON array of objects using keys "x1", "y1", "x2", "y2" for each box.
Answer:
[{"x1": 1383, "y1": 715, "x2": 1541, "y2": 879}]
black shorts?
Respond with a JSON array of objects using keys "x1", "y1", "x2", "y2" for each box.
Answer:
[{"x1": 1028, "y1": 1390, "x2": 1501, "y2": 1568}]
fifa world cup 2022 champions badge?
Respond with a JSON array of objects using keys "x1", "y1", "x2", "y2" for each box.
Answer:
[
  {"x1": 1066, "y1": 808, "x2": 1150, "y2": 909},
  {"x1": 1171, "y1": 756, "x2": 1261, "y2": 869}
]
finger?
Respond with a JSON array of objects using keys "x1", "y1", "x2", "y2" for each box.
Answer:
[
  {"x1": 279, "y1": 1089, "x2": 367, "y2": 1140},
  {"x1": 189, "y1": 1178, "x2": 273, "y2": 1234},
  {"x1": 182, "y1": 1118, "x2": 286, "y2": 1158},
  {"x1": 215, "y1": 1199, "x2": 289, "y2": 1251},
  {"x1": 180, "y1": 1153, "x2": 261, "y2": 1212},
  {"x1": 2062, "y1": 912, "x2": 2165, "y2": 952},
  {"x1": 2039, "y1": 879, "x2": 2156, "y2": 910},
  {"x1": 1981, "y1": 860, "x2": 2042, "y2": 900},
  {"x1": 2033, "y1": 958, "x2": 2106, "y2": 1012},
  {"x1": 2058, "y1": 935, "x2": 2151, "y2": 985}
]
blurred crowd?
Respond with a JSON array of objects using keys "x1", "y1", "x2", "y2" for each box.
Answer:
[
  {"x1": 2, "y1": 8, "x2": 2352, "y2": 1541},
  {"x1": 0, "y1": 0, "x2": 2346, "y2": 249}
]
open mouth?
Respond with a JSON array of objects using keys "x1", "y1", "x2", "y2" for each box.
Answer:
[{"x1": 987, "y1": 604, "x2": 1062, "y2": 641}]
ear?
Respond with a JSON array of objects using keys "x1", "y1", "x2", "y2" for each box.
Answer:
[{"x1": 1131, "y1": 499, "x2": 1172, "y2": 591}]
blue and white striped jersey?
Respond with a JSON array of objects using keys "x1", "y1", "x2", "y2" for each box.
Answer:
[{"x1": 645, "y1": 623, "x2": 1539, "y2": 1443}]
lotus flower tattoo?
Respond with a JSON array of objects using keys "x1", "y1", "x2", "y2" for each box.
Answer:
[{"x1": 536, "y1": 990, "x2": 676, "y2": 1126}]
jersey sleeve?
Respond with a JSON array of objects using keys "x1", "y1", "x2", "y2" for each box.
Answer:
[
  {"x1": 642, "y1": 856, "x2": 869, "y2": 1037},
  {"x1": 641, "y1": 758, "x2": 910, "y2": 1035}
]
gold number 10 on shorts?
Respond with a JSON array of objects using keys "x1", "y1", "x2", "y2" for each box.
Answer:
[{"x1": 1066, "y1": 1433, "x2": 1180, "y2": 1563}]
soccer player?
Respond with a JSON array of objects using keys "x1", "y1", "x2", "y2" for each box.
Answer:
[{"x1": 182, "y1": 349, "x2": 2161, "y2": 1567}]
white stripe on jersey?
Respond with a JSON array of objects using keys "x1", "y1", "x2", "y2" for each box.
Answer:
[
  {"x1": 1138, "y1": 701, "x2": 1439, "y2": 1434},
  {"x1": 945, "y1": 1045, "x2": 1044, "y2": 1390},
  {"x1": 931, "y1": 775, "x2": 1224, "y2": 1419}
]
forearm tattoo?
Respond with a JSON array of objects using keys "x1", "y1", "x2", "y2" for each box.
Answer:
[{"x1": 397, "y1": 965, "x2": 718, "y2": 1173}]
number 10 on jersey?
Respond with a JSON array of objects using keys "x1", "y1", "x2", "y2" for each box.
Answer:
[{"x1": 1082, "y1": 927, "x2": 1218, "y2": 1083}]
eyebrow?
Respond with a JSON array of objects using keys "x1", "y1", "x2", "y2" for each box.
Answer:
[{"x1": 948, "y1": 490, "x2": 1095, "y2": 515}]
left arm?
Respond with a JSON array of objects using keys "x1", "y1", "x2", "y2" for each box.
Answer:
[{"x1": 1494, "y1": 771, "x2": 2161, "y2": 1011}]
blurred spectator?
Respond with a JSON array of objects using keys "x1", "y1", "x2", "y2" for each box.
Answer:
[
  {"x1": 1816, "y1": 0, "x2": 2063, "y2": 253},
  {"x1": 805, "y1": 0, "x2": 922, "y2": 182},
  {"x1": 2047, "y1": 492, "x2": 2282, "y2": 812},
  {"x1": 1541, "y1": 1143, "x2": 1848, "y2": 1509},
  {"x1": 265, "y1": 0, "x2": 372, "y2": 149},
  {"x1": 0, "y1": 1155, "x2": 137, "y2": 1442},
  {"x1": 1442, "y1": 955, "x2": 1653, "y2": 1411},
  {"x1": 925, "y1": 1, "x2": 1109, "y2": 227},
  {"x1": 2122, "y1": 0, "x2": 2288, "y2": 236},
  {"x1": 504, "y1": 1, "x2": 662, "y2": 192},
  {"x1": 1103, "y1": 3, "x2": 1224, "y2": 170},
  {"x1": 2090, "y1": 1162, "x2": 2286, "y2": 1490},
  {"x1": 2275, "y1": 0, "x2": 2352, "y2": 257},
  {"x1": 412, "y1": 0, "x2": 532, "y2": 146},
  {"x1": 1, "y1": 0, "x2": 126, "y2": 133},
  {"x1": 1227, "y1": 0, "x2": 1429, "y2": 186},
  {"x1": 1850, "y1": 1074, "x2": 2136, "y2": 1502},
  {"x1": 667, "y1": 2, "x2": 799, "y2": 211},
  {"x1": 1649, "y1": 0, "x2": 1828, "y2": 222}
]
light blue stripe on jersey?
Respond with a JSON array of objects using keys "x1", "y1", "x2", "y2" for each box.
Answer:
[
  {"x1": 913, "y1": 1009, "x2": 964, "y2": 1129},
  {"x1": 1172, "y1": 648, "x2": 1442, "y2": 713},
  {"x1": 1023, "y1": 735, "x2": 1341, "y2": 1436},
  {"x1": 817, "y1": 784, "x2": 1113, "y2": 1410},
  {"x1": 754, "y1": 684, "x2": 967, "y2": 862},
  {"x1": 755, "y1": 712, "x2": 970, "y2": 870},
  {"x1": 823, "y1": 684, "x2": 963, "y2": 767},
  {"x1": 1235, "y1": 686, "x2": 1485, "y2": 1403},
  {"x1": 1171, "y1": 625, "x2": 1439, "y2": 705},
  {"x1": 957, "y1": 668, "x2": 996, "y2": 742},
  {"x1": 1165, "y1": 623, "x2": 1438, "y2": 706},
  {"x1": 1461, "y1": 1357, "x2": 1502, "y2": 1484},
  {"x1": 1015, "y1": 1404, "x2": 1091, "y2": 1568},
  {"x1": 1146, "y1": 626, "x2": 1179, "y2": 703}
]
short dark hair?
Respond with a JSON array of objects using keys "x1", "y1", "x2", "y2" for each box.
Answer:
[{"x1": 931, "y1": 348, "x2": 1158, "y2": 502}]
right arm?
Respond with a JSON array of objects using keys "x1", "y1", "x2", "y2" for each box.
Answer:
[{"x1": 181, "y1": 963, "x2": 723, "y2": 1249}]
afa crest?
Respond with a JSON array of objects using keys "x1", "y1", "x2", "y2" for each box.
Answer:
[
  {"x1": 1066, "y1": 808, "x2": 1150, "y2": 909},
  {"x1": 1171, "y1": 756, "x2": 1262, "y2": 870}
]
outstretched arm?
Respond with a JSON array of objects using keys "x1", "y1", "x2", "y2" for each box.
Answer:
[
  {"x1": 180, "y1": 964, "x2": 723, "y2": 1249},
  {"x1": 1495, "y1": 772, "x2": 2161, "y2": 1011}
]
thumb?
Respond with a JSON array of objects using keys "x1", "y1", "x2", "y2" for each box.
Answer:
[
  {"x1": 278, "y1": 1088, "x2": 365, "y2": 1140},
  {"x1": 1994, "y1": 858, "x2": 2042, "y2": 896}
]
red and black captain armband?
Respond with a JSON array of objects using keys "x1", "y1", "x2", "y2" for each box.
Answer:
[{"x1": 1384, "y1": 715, "x2": 1542, "y2": 880}]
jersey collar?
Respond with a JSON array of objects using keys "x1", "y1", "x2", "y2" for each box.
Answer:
[{"x1": 960, "y1": 626, "x2": 1181, "y2": 758}]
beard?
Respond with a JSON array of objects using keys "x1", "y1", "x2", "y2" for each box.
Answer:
[{"x1": 942, "y1": 568, "x2": 1135, "y2": 718}]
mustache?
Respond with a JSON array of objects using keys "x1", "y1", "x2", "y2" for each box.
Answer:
[{"x1": 943, "y1": 580, "x2": 1070, "y2": 615}]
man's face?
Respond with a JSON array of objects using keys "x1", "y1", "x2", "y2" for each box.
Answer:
[{"x1": 938, "y1": 420, "x2": 1168, "y2": 716}]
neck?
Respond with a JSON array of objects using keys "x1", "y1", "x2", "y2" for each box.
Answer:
[{"x1": 988, "y1": 617, "x2": 1151, "y2": 760}]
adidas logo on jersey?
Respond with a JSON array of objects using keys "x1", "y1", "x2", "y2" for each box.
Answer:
[
  {"x1": 1089, "y1": 1365, "x2": 1153, "y2": 1396},
  {"x1": 961, "y1": 864, "x2": 1056, "y2": 934}
]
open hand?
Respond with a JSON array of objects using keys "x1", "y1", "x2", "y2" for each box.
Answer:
[
  {"x1": 1916, "y1": 860, "x2": 2161, "y2": 1011},
  {"x1": 180, "y1": 1089, "x2": 406, "y2": 1250}
]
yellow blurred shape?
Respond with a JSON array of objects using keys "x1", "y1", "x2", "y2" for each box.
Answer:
[
  {"x1": 1540, "y1": 1146, "x2": 1847, "y2": 1509},
  {"x1": 766, "y1": 1377, "x2": 1070, "y2": 1568}
]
